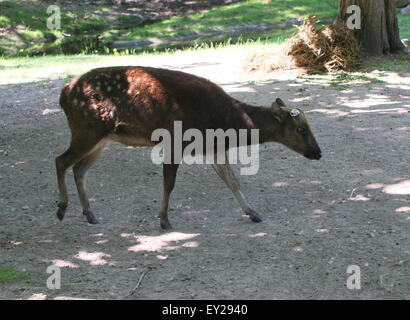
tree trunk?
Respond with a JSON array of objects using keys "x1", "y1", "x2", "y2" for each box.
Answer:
[{"x1": 337, "y1": 0, "x2": 405, "y2": 56}]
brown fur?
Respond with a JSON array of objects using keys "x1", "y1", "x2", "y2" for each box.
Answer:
[{"x1": 56, "y1": 66, "x2": 321, "y2": 229}]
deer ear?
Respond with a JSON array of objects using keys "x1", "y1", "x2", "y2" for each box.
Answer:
[
  {"x1": 271, "y1": 101, "x2": 284, "y2": 122},
  {"x1": 275, "y1": 98, "x2": 286, "y2": 107}
]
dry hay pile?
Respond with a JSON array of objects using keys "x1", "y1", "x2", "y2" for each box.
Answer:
[{"x1": 245, "y1": 16, "x2": 361, "y2": 74}]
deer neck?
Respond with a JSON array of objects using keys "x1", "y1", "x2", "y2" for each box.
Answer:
[{"x1": 243, "y1": 104, "x2": 280, "y2": 144}]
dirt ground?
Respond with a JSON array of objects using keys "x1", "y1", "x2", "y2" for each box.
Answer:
[{"x1": 0, "y1": 51, "x2": 409, "y2": 300}]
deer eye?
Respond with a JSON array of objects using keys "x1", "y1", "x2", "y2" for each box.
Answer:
[{"x1": 298, "y1": 127, "x2": 307, "y2": 136}]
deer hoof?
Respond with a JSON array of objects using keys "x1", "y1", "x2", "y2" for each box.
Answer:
[
  {"x1": 56, "y1": 208, "x2": 66, "y2": 221},
  {"x1": 84, "y1": 210, "x2": 99, "y2": 224},
  {"x1": 250, "y1": 215, "x2": 263, "y2": 223},
  {"x1": 56, "y1": 203, "x2": 67, "y2": 221},
  {"x1": 246, "y1": 210, "x2": 263, "y2": 223},
  {"x1": 160, "y1": 219, "x2": 172, "y2": 230}
]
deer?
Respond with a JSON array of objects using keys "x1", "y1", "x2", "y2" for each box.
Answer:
[{"x1": 55, "y1": 66, "x2": 322, "y2": 230}]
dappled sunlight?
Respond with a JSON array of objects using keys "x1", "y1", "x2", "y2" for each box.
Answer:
[
  {"x1": 395, "y1": 126, "x2": 410, "y2": 131},
  {"x1": 89, "y1": 233, "x2": 104, "y2": 237},
  {"x1": 249, "y1": 233, "x2": 267, "y2": 238},
  {"x1": 350, "y1": 107, "x2": 409, "y2": 114},
  {"x1": 27, "y1": 293, "x2": 47, "y2": 300},
  {"x1": 47, "y1": 259, "x2": 79, "y2": 269},
  {"x1": 298, "y1": 179, "x2": 322, "y2": 185},
  {"x1": 272, "y1": 181, "x2": 289, "y2": 187},
  {"x1": 383, "y1": 180, "x2": 410, "y2": 195},
  {"x1": 89, "y1": 233, "x2": 108, "y2": 244},
  {"x1": 293, "y1": 96, "x2": 312, "y2": 103},
  {"x1": 235, "y1": 71, "x2": 410, "y2": 120},
  {"x1": 343, "y1": 98, "x2": 400, "y2": 109},
  {"x1": 396, "y1": 207, "x2": 410, "y2": 213},
  {"x1": 311, "y1": 209, "x2": 327, "y2": 218},
  {"x1": 348, "y1": 194, "x2": 370, "y2": 201},
  {"x1": 224, "y1": 84, "x2": 256, "y2": 93},
  {"x1": 8, "y1": 240, "x2": 23, "y2": 246},
  {"x1": 74, "y1": 250, "x2": 116, "y2": 266},
  {"x1": 42, "y1": 108, "x2": 60, "y2": 115},
  {"x1": 310, "y1": 108, "x2": 349, "y2": 117},
  {"x1": 366, "y1": 183, "x2": 384, "y2": 189},
  {"x1": 1, "y1": 23, "x2": 410, "y2": 300},
  {"x1": 355, "y1": 127, "x2": 383, "y2": 132},
  {"x1": 54, "y1": 296, "x2": 88, "y2": 300},
  {"x1": 124, "y1": 232, "x2": 200, "y2": 253},
  {"x1": 365, "y1": 180, "x2": 410, "y2": 195}
]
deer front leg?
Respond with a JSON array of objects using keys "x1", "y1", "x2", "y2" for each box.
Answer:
[
  {"x1": 159, "y1": 163, "x2": 179, "y2": 230},
  {"x1": 211, "y1": 152, "x2": 263, "y2": 223}
]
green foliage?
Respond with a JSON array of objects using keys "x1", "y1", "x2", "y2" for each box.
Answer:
[
  {"x1": 0, "y1": 1, "x2": 43, "y2": 29},
  {"x1": 332, "y1": 73, "x2": 384, "y2": 84},
  {"x1": 116, "y1": 14, "x2": 144, "y2": 28},
  {"x1": 297, "y1": 72, "x2": 385, "y2": 91},
  {"x1": 362, "y1": 56, "x2": 410, "y2": 73},
  {"x1": 0, "y1": 265, "x2": 29, "y2": 284},
  {"x1": 0, "y1": 0, "x2": 408, "y2": 57},
  {"x1": 0, "y1": 0, "x2": 339, "y2": 56},
  {"x1": 112, "y1": 0, "x2": 339, "y2": 41},
  {"x1": 398, "y1": 14, "x2": 410, "y2": 38}
]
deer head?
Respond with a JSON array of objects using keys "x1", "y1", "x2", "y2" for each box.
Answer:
[{"x1": 271, "y1": 98, "x2": 322, "y2": 160}]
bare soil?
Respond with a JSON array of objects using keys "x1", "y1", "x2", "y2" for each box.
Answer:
[{"x1": 0, "y1": 52, "x2": 409, "y2": 299}]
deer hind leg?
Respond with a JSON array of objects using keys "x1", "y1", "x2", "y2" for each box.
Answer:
[
  {"x1": 210, "y1": 152, "x2": 263, "y2": 223},
  {"x1": 73, "y1": 140, "x2": 107, "y2": 224},
  {"x1": 55, "y1": 134, "x2": 104, "y2": 222},
  {"x1": 159, "y1": 163, "x2": 179, "y2": 230}
]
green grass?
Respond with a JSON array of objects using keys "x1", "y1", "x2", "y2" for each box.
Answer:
[
  {"x1": 1, "y1": 0, "x2": 408, "y2": 56},
  {"x1": 398, "y1": 13, "x2": 410, "y2": 38},
  {"x1": 362, "y1": 55, "x2": 410, "y2": 73},
  {"x1": 106, "y1": 0, "x2": 339, "y2": 41},
  {"x1": 0, "y1": 0, "x2": 109, "y2": 55},
  {"x1": 332, "y1": 73, "x2": 384, "y2": 84},
  {"x1": 0, "y1": 0, "x2": 338, "y2": 56},
  {"x1": 1, "y1": 32, "x2": 408, "y2": 86},
  {"x1": 0, "y1": 265, "x2": 29, "y2": 284},
  {"x1": 296, "y1": 73, "x2": 386, "y2": 90},
  {"x1": 0, "y1": 33, "x2": 295, "y2": 84}
]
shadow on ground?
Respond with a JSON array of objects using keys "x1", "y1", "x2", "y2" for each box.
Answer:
[{"x1": 0, "y1": 72, "x2": 409, "y2": 299}]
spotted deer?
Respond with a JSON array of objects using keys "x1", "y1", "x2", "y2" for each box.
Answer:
[{"x1": 56, "y1": 66, "x2": 321, "y2": 230}]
